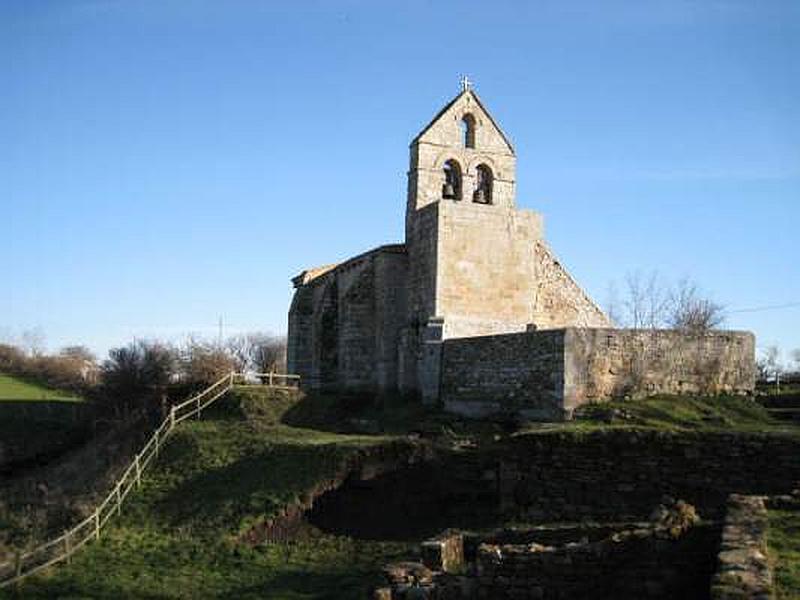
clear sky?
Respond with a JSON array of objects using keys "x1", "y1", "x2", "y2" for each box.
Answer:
[{"x1": 2, "y1": 1, "x2": 799, "y2": 363}]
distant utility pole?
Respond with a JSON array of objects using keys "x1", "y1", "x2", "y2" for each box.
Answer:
[{"x1": 218, "y1": 316, "x2": 223, "y2": 348}]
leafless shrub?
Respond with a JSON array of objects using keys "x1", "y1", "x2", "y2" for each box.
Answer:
[
  {"x1": 0, "y1": 341, "x2": 94, "y2": 393},
  {"x1": 101, "y1": 340, "x2": 177, "y2": 417},
  {"x1": 609, "y1": 272, "x2": 724, "y2": 333},
  {"x1": 668, "y1": 278, "x2": 725, "y2": 333},
  {"x1": 249, "y1": 334, "x2": 286, "y2": 373},
  {"x1": 181, "y1": 338, "x2": 236, "y2": 385},
  {"x1": 622, "y1": 271, "x2": 672, "y2": 329}
]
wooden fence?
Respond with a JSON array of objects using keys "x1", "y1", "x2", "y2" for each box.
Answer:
[{"x1": 0, "y1": 371, "x2": 299, "y2": 589}]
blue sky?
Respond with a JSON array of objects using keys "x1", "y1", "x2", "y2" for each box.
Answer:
[{"x1": 2, "y1": 1, "x2": 799, "y2": 363}]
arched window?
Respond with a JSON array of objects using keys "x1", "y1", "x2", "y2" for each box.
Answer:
[
  {"x1": 442, "y1": 159, "x2": 462, "y2": 200},
  {"x1": 461, "y1": 114, "x2": 476, "y2": 149},
  {"x1": 473, "y1": 164, "x2": 493, "y2": 204}
]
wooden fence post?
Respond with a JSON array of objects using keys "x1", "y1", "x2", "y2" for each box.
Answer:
[
  {"x1": 115, "y1": 484, "x2": 122, "y2": 516},
  {"x1": 196, "y1": 393, "x2": 201, "y2": 419},
  {"x1": 94, "y1": 511, "x2": 101, "y2": 540},
  {"x1": 170, "y1": 406, "x2": 176, "y2": 430},
  {"x1": 14, "y1": 550, "x2": 21, "y2": 580},
  {"x1": 269, "y1": 371, "x2": 274, "y2": 387},
  {"x1": 64, "y1": 529, "x2": 71, "y2": 564},
  {"x1": 134, "y1": 454, "x2": 142, "y2": 488}
]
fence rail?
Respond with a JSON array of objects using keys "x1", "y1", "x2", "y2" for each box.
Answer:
[{"x1": 0, "y1": 371, "x2": 300, "y2": 588}]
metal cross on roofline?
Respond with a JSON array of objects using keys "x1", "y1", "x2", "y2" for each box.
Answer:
[{"x1": 460, "y1": 75, "x2": 473, "y2": 92}]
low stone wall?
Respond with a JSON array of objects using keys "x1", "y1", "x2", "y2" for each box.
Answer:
[
  {"x1": 563, "y1": 328, "x2": 755, "y2": 412},
  {"x1": 476, "y1": 430, "x2": 800, "y2": 522},
  {"x1": 440, "y1": 330, "x2": 567, "y2": 420},
  {"x1": 475, "y1": 513, "x2": 717, "y2": 599},
  {"x1": 376, "y1": 502, "x2": 717, "y2": 600},
  {"x1": 710, "y1": 494, "x2": 773, "y2": 599},
  {"x1": 439, "y1": 328, "x2": 754, "y2": 420}
]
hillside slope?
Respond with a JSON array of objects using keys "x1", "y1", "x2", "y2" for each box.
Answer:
[{"x1": 5, "y1": 387, "x2": 422, "y2": 599}]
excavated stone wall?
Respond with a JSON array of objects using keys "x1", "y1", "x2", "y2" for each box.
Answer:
[{"x1": 491, "y1": 431, "x2": 800, "y2": 521}]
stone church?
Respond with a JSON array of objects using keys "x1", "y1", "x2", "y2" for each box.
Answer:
[{"x1": 288, "y1": 85, "x2": 754, "y2": 419}]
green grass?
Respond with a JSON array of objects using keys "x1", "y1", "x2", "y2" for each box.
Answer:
[
  {"x1": 517, "y1": 394, "x2": 797, "y2": 435},
  {"x1": 0, "y1": 374, "x2": 92, "y2": 473},
  {"x1": 4, "y1": 387, "x2": 416, "y2": 599},
  {"x1": 5, "y1": 388, "x2": 796, "y2": 598},
  {"x1": 769, "y1": 509, "x2": 800, "y2": 599},
  {"x1": 0, "y1": 373, "x2": 82, "y2": 402}
]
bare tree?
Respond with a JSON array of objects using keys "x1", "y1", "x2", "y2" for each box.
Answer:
[
  {"x1": 622, "y1": 271, "x2": 671, "y2": 329},
  {"x1": 792, "y1": 348, "x2": 800, "y2": 373},
  {"x1": 756, "y1": 346, "x2": 784, "y2": 390},
  {"x1": 19, "y1": 328, "x2": 45, "y2": 357},
  {"x1": 667, "y1": 278, "x2": 725, "y2": 333},
  {"x1": 182, "y1": 338, "x2": 236, "y2": 384},
  {"x1": 249, "y1": 334, "x2": 287, "y2": 373},
  {"x1": 225, "y1": 334, "x2": 253, "y2": 373},
  {"x1": 610, "y1": 272, "x2": 724, "y2": 334}
]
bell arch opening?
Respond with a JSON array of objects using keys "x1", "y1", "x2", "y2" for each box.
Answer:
[
  {"x1": 442, "y1": 159, "x2": 463, "y2": 200},
  {"x1": 461, "y1": 114, "x2": 476, "y2": 149},
  {"x1": 473, "y1": 163, "x2": 494, "y2": 204}
]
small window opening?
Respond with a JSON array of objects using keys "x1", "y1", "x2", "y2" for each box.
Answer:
[
  {"x1": 461, "y1": 114, "x2": 476, "y2": 149},
  {"x1": 442, "y1": 160, "x2": 462, "y2": 200},
  {"x1": 473, "y1": 164, "x2": 493, "y2": 204}
]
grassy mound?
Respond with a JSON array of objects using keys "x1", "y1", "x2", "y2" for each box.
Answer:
[
  {"x1": 0, "y1": 373, "x2": 82, "y2": 402},
  {"x1": 5, "y1": 387, "x2": 416, "y2": 599},
  {"x1": 560, "y1": 394, "x2": 791, "y2": 434},
  {"x1": 0, "y1": 374, "x2": 92, "y2": 474}
]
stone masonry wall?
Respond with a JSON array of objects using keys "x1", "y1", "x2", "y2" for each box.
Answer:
[
  {"x1": 440, "y1": 330, "x2": 567, "y2": 420},
  {"x1": 287, "y1": 245, "x2": 408, "y2": 391},
  {"x1": 493, "y1": 430, "x2": 800, "y2": 522},
  {"x1": 533, "y1": 242, "x2": 610, "y2": 329},
  {"x1": 710, "y1": 494, "x2": 774, "y2": 600},
  {"x1": 475, "y1": 521, "x2": 718, "y2": 600},
  {"x1": 563, "y1": 328, "x2": 756, "y2": 411},
  {"x1": 436, "y1": 200, "x2": 543, "y2": 335},
  {"x1": 438, "y1": 328, "x2": 755, "y2": 419}
]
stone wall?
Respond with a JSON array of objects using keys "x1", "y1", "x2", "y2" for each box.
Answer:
[
  {"x1": 375, "y1": 502, "x2": 718, "y2": 600},
  {"x1": 564, "y1": 328, "x2": 756, "y2": 411},
  {"x1": 475, "y1": 518, "x2": 717, "y2": 599},
  {"x1": 532, "y1": 242, "x2": 610, "y2": 329},
  {"x1": 710, "y1": 495, "x2": 774, "y2": 599},
  {"x1": 287, "y1": 245, "x2": 407, "y2": 391},
  {"x1": 439, "y1": 328, "x2": 755, "y2": 418},
  {"x1": 435, "y1": 201, "x2": 542, "y2": 332},
  {"x1": 440, "y1": 330, "x2": 567, "y2": 420},
  {"x1": 493, "y1": 430, "x2": 800, "y2": 521}
]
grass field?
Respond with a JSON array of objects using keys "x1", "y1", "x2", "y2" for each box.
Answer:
[
  {"x1": 4, "y1": 388, "x2": 798, "y2": 599},
  {"x1": 4, "y1": 388, "x2": 416, "y2": 599},
  {"x1": 769, "y1": 508, "x2": 800, "y2": 599},
  {"x1": 0, "y1": 373, "x2": 82, "y2": 402}
]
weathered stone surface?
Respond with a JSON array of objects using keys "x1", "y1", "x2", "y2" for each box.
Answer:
[
  {"x1": 380, "y1": 501, "x2": 717, "y2": 599},
  {"x1": 421, "y1": 530, "x2": 465, "y2": 574},
  {"x1": 440, "y1": 328, "x2": 755, "y2": 419},
  {"x1": 710, "y1": 495, "x2": 774, "y2": 600}
]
